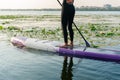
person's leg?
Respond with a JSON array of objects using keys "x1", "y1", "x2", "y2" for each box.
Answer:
[
  {"x1": 61, "y1": 14, "x2": 68, "y2": 47},
  {"x1": 68, "y1": 15, "x2": 74, "y2": 46},
  {"x1": 68, "y1": 7, "x2": 75, "y2": 46}
]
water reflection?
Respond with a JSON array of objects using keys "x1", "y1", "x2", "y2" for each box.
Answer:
[{"x1": 61, "y1": 57, "x2": 73, "y2": 80}]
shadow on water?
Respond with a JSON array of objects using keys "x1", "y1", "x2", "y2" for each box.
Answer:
[{"x1": 61, "y1": 57, "x2": 73, "y2": 80}]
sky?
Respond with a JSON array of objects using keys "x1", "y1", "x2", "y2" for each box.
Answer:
[{"x1": 0, "y1": 0, "x2": 120, "y2": 9}]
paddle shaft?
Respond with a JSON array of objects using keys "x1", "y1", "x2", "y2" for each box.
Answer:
[{"x1": 57, "y1": 0, "x2": 90, "y2": 47}]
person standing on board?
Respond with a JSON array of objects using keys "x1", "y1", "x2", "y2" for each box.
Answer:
[{"x1": 60, "y1": 0, "x2": 75, "y2": 48}]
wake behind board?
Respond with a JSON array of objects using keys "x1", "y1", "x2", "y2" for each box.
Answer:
[{"x1": 11, "y1": 36, "x2": 120, "y2": 63}]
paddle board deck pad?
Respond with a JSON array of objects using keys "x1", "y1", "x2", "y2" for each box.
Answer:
[{"x1": 11, "y1": 37, "x2": 120, "y2": 63}]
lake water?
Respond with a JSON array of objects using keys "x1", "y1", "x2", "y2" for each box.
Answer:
[
  {"x1": 0, "y1": 34, "x2": 120, "y2": 80},
  {"x1": 0, "y1": 10, "x2": 120, "y2": 80},
  {"x1": 0, "y1": 10, "x2": 120, "y2": 16}
]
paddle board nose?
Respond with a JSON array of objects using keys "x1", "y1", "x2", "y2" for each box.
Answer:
[{"x1": 11, "y1": 37, "x2": 25, "y2": 48}]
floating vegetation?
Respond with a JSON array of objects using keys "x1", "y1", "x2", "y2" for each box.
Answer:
[
  {"x1": 2, "y1": 21, "x2": 10, "y2": 25},
  {"x1": 0, "y1": 26, "x2": 4, "y2": 30},
  {"x1": 7, "y1": 26, "x2": 21, "y2": 31},
  {"x1": 0, "y1": 22, "x2": 119, "y2": 48},
  {"x1": 0, "y1": 15, "x2": 31, "y2": 19},
  {"x1": 0, "y1": 14, "x2": 120, "y2": 48}
]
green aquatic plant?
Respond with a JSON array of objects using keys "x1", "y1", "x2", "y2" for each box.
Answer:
[
  {"x1": 2, "y1": 21, "x2": 10, "y2": 25},
  {"x1": 88, "y1": 23, "x2": 97, "y2": 31},
  {"x1": 7, "y1": 26, "x2": 21, "y2": 31},
  {"x1": 91, "y1": 44, "x2": 99, "y2": 48},
  {"x1": 0, "y1": 26, "x2": 4, "y2": 30},
  {"x1": 0, "y1": 15, "x2": 31, "y2": 19},
  {"x1": 41, "y1": 28, "x2": 46, "y2": 35},
  {"x1": 95, "y1": 31, "x2": 115, "y2": 37},
  {"x1": 106, "y1": 32, "x2": 115, "y2": 37},
  {"x1": 47, "y1": 30, "x2": 55, "y2": 35}
]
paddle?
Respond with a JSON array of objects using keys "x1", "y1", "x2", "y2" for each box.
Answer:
[{"x1": 57, "y1": 0, "x2": 90, "y2": 47}]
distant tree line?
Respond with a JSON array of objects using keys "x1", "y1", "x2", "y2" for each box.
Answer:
[
  {"x1": 41, "y1": 7, "x2": 120, "y2": 11},
  {"x1": 75, "y1": 6, "x2": 120, "y2": 11}
]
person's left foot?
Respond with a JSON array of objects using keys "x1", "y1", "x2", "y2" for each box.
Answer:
[
  {"x1": 60, "y1": 44, "x2": 68, "y2": 48},
  {"x1": 68, "y1": 43, "x2": 73, "y2": 47}
]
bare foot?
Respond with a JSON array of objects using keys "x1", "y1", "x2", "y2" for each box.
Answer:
[
  {"x1": 60, "y1": 43, "x2": 68, "y2": 48},
  {"x1": 68, "y1": 42, "x2": 73, "y2": 47}
]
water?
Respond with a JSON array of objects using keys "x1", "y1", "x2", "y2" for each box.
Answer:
[
  {"x1": 0, "y1": 35, "x2": 120, "y2": 80},
  {"x1": 0, "y1": 10, "x2": 60, "y2": 16},
  {"x1": 0, "y1": 10, "x2": 120, "y2": 80},
  {"x1": 0, "y1": 10, "x2": 120, "y2": 16}
]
